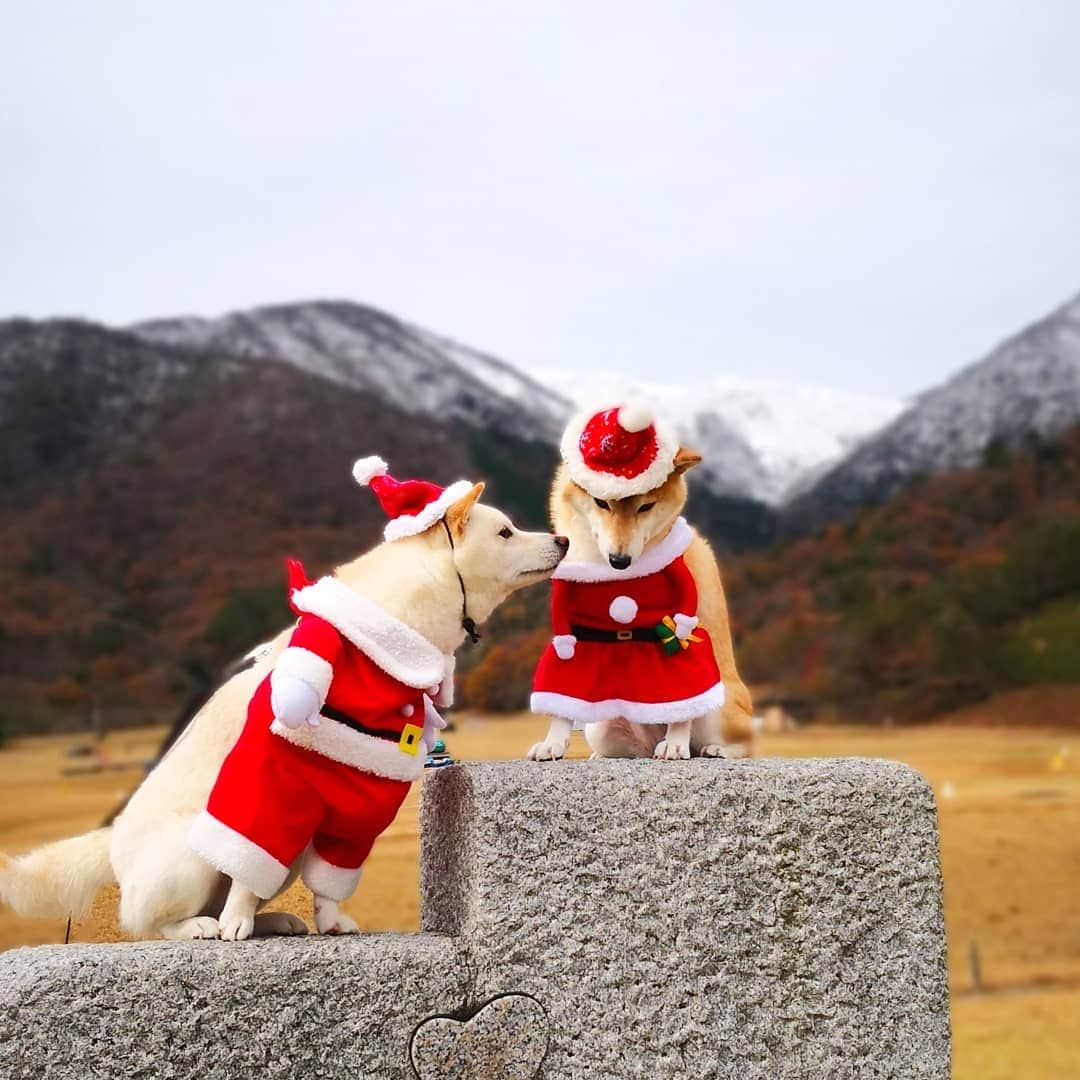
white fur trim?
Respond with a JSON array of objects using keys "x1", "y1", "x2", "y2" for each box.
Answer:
[
  {"x1": 274, "y1": 646, "x2": 333, "y2": 698},
  {"x1": 554, "y1": 517, "x2": 694, "y2": 583},
  {"x1": 618, "y1": 402, "x2": 653, "y2": 433},
  {"x1": 608, "y1": 595, "x2": 638, "y2": 624},
  {"x1": 383, "y1": 479, "x2": 474, "y2": 541},
  {"x1": 188, "y1": 811, "x2": 289, "y2": 900},
  {"x1": 560, "y1": 405, "x2": 680, "y2": 500},
  {"x1": 270, "y1": 715, "x2": 424, "y2": 782},
  {"x1": 352, "y1": 455, "x2": 389, "y2": 485},
  {"x1": 291, "y1": 576, "x2": 449, "y2": 689},
  {"x1": 302, "y1": 848, "x2": 362, "y2": 901},
  {"x1": 552, "y1": 634, "x2": 577, "y2": 660},
  {"x1": 530, "y1": 683, "x2": 725, "y2": 727}
]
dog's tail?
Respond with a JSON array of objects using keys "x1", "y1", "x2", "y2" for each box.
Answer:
[{"x1": 0, "y1": 827, "x2": 115, "y2": 920}]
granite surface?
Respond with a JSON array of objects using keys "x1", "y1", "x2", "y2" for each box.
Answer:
[{"x1": 0, "y1": 759, "x2": 949, "y2": 1078}]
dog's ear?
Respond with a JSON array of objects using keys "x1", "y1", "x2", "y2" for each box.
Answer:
[
  {"x1": 672, "y1": 446, "x2": 702, "y2": 475},
  {"x1": 445, "y1": 482, "x2": 485, "y2": 539}
]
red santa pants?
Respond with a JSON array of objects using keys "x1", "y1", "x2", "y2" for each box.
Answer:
[{"x1": 189, "y1": 682, "x2": 411, "y2": 901}]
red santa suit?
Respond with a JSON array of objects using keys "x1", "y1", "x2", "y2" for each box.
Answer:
[
  {"x1": 531, "y1": 517, "x2": 725, "y2": 727},
  {"x1": 188, "y1": 564, "x2": 455, "y2": 902}
]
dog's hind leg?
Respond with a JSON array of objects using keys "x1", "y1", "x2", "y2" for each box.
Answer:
[
  {"x1": 253, "y1": 911, "x2": 308, "y2": 936},
  {"x1": 114, "y1": 814, "x2": 223, "y2": 940},
  {"x1": 691, "y1": 708, "x2": 753, "y2": 758},
  {"x1": 584, "y1": 718, "x2": 660, "y2": 758}
]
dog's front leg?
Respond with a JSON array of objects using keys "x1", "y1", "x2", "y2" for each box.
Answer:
[
  {"x1": 525, "y1": 716, "x2": 573, "y2": 761},
  {"x1": 219, "y1": 878, "x2": 260, "y2": 941},
  {"x1": 313, "y1": 894, "x2": 360, "y2": 935},
  {"x1": 654, "y1": 720, "x2": 691, "y2": 760}
]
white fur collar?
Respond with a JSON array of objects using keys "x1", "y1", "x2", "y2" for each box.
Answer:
[
  {"x1": 291, "y1": 576, "x2": 448, "y2": 689},
  {"x1": 553, "y1": 517, "x2": 694, "y2": 583}
]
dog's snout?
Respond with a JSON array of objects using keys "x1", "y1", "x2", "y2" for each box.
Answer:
[
  {"x1": 608, "y1": 553, "x2": 632, "y2": 570},
  {"x1": 553, "y1": 534, "x2": 570, "y2": 554}
]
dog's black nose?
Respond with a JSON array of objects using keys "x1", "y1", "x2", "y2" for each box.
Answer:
[
  {"x1": 553, "y1": 534, "x2": 570, "y2": 552},
  {"x1": 608, "y1": 553, "x2": 632, "y2": 570}
]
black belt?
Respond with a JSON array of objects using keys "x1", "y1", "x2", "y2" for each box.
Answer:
[
  {"x1": 320, "y1": 704, "x2": 403, "y2": 743},
  {"x1": 571, "y1": 624, "x2": 658, "y2": 643}
]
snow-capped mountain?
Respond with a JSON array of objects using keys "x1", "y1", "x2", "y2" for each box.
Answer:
[
  {"x1": 787, "y1": 290, "x2": 1080, "y2": 524},
  {"x1": 532, "y1": 367, "x2": 904, "y2": 504},
  {"x1": 134, "y1": 301, "x2": 572, "y2": 443}
]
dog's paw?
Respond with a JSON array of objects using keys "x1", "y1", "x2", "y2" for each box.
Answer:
[
  {"x1": 653, "y1": 738, "x2": 690, "y2": 761},
  {"x1": 698, "y1": 743, "x2": 730, "y2": 758},
  {"x1": 525, "y1": 740, "x2": 567, "y2": 762},
  {"x1": 315, "y1": 911, "x2": 359, "y2": 935},
  {"x1": 219, "y1": 912, "x2": 255, "y2": 941},
  {"x1": 160, "y1": 915, "x2": 220, "y2": 941},
  {"x1": 253, "y1": 911, "x2": 308, "y2": 936},
  {"x1": 701, "y1": 742, "x2": 749, "y2": 759}
]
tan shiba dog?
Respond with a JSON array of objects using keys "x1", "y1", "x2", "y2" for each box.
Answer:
[
  {"x1": 0, "y1": 483, "x2": 566, "y2": 940},
  {"x1": 527, "y1": 450, "x2": 755, "y2": 761}
]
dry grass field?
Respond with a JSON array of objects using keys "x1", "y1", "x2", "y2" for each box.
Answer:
[{"x1": 0, "y1": 711, "x2": 1078, "y2": 1077}]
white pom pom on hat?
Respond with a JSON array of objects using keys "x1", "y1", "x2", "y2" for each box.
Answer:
[
  {"x1": 617, "y1": 402, "x2": 653, "y2": 433},
  {"x1": 352, "y1": 455, "x2": 389, "y2": 486}
]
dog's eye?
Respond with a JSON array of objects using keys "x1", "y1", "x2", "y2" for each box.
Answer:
[
  {"x1": 637, "y1": 502, "x2": 656, "y2": 514},
  {"x1": 498, "y1": 527, "x2": 513, "y2": 539},
  {"x1": 594, "y1": 498, "x2": 610, "y2": 510}
]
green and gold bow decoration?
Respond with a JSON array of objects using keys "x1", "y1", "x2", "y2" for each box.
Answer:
[{"x1": 654, "y1": 615, "x2": 704, "y2": 656}]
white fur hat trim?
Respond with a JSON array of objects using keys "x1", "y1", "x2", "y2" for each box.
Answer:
[
  {"x1": 560, "y1": 405, "x2": 680, "y2": 501},
  {"x1": 382, "y1": 479, "x2": 475, "y2": 541}
]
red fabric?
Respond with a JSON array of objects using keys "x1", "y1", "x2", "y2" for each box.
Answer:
[
  {"x1": 533, "y1": 557, "x2": 722, "y2": 707},
  {"x1": 369, "y1": 473, "x2": 445, "y2": 521},
  {"x1": 207, "y1": 680, "x2": 410, "y2": 872},
  {"x1": 579, "y1": 406, "x2": 659, "y2": 479},
  {"x1": 287, "y1": 613, "x2": 425, "y2": 733}
]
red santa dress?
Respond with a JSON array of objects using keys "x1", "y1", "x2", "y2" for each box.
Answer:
[
  {"x1": 188, "y1": 566, "x2": 454, "y2": 901},
  {"x1": 530, "y1": 517, "x2": 725, "y2": 727}
]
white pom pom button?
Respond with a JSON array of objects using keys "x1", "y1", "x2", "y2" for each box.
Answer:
[
  {"x1": 400, "y1": 704, "x2": 415, "y2": 718},
  {"x1": 608, "y1": 595, "x2": 638, "y2": 624}
]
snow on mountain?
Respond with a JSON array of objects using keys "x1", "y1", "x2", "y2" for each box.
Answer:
[
  {"x1": 532, "y1": 367, "x2": 903, "y2": 504},
  {"x1": 787, "y1": 290, "x2": 1080, "y2": 524},
  {"x1": 132, "y1": 299, "x2": 903, "y2": 505},
  {"x1": 133, "y1": 301, "x2": 571, "y2": 443}
]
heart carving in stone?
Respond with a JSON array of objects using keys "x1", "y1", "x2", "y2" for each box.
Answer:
[{"x1": 411, "y1": 993, "x2": 549, "y2": 1079}]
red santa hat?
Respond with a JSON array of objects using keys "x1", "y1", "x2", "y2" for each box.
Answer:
[
  {"x1": 560, "y1": 402, "x2": 679, "y2": 500},
  {"x1": 352, "y1": 456, "x2": 475, "y2": 542}
]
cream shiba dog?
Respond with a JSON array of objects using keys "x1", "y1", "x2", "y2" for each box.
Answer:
[
  {"x1": 0, "y1": 480, "x2": 566, "y2": 940},
  {"x1": 527, "y1": 404, "x2": 755, "y2": 762}
]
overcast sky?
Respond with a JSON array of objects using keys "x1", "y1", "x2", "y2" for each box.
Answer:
[{"x1": 3, "y1": 2, "x2": 1079, "y2": 398}]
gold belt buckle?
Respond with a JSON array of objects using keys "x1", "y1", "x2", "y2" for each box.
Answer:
[
  {"x1": 616, "y1": 629, "x2": 633, "y2": 641},
  {"x1": 399, "y1": 722, "x2": 423, "y2": 756}
]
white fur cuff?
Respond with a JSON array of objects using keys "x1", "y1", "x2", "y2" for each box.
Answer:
[
  {"x1": 188, "y1": 812, "x2": 290, "y2": 900},
  {"x1": 302, "y1": 849, "x2": 362, "y2": 901},
  {"x1": 553, "y1": 635, "x2": 577, "y2": 660},
  {"x1": 274, "y1": 646, "x2": 333, "y2": 698}
]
